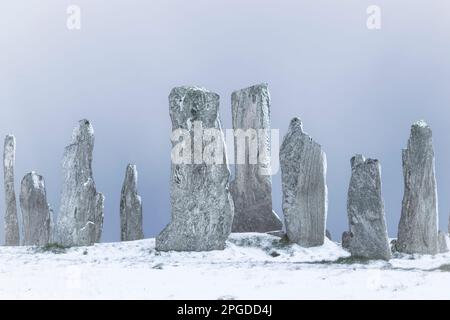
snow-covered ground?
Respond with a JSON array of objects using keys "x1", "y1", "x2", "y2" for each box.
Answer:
[{"x1": 0, "y1": 233, "x2": 450, "y2": 299}]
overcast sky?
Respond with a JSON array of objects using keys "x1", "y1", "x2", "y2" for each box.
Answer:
[{"x1": 1, "y1": 0, "x2": 450, "y2": 243}]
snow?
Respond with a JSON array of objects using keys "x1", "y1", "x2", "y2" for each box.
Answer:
[
  {"x1": 413, "y1": 119, "x2": 428, "y2": 128},
  {"x1": 0, "y1": 233, "x2": 450, "y2": 299}
]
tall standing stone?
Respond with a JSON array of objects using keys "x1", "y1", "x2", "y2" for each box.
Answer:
[
  {"x1": 280, "y1": 118, "x2": 327, "y2": 247},
  {"x1": 396, "y1": 120, "x2": 438, "y2": 254},
  {"x1": 56, "y1": 119, "x2": 105, "y2": 246},
  {"x1": 397, "y1": 120, "x2": 438, "y2": 255},
  {"x1": 120, "y1": 164, "x2": 144, "y2": 241},
  {"x1": 19, "y1": 172, "x2": 51, "y2": 246},
  {"x1": 344, "y1": 155, "x2": 391, "y2": 260},
  {"x1": 3, "y1": 135, "x2": 20, "y2": 246},
  {"x1": 156, "y1": 86, "x2": 234, "y2": 251},
  {"x1": 230, "y1": 84, "x2": 282, "y2": 233}
]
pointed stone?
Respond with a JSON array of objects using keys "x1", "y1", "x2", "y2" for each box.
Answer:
[
  {"x1": 120, "y1": 164, "x2": 144, "y2": 241},
  {"x1": 397, "y1": 120, "x2": 438, "y2": 254},
  {"x1": 56, "y1": 119, "x2": 104, "y2": 246},
  {"x1": 344, "y1": 155, "x2": 391, "y2": 260},
  {"x1": 438, "y1": 231, "x2": 448, "y2": 253},
  {"x1": 230, "y1": 84, "x2": 282, "y2": 233},
  {"x1": 19, "y1": 172, "x2": 51, "y2": 246},
  {"x1": 3, "y1": 135, "x2": 20, "y2": 246},
  {"x1": 156, "y1": 86, "x2": 234, "y2": 251},
  {"x1": 280, "y1": 118, "x2": 327, "y2": 247}
]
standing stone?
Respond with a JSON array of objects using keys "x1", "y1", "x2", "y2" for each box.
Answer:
[
  {"x1": 438, "y1": 231, "x2": 448, "y2": 253},
  {"x1": 156, "y1": 86, "x2": 234, "y2": 251},
  {"x1": 19, "y1": 172, "x2": 51, "y2": 246},
  {"x1": 3, "y1": 135, "x2": 20, "y2": 246},
  {"x1": 56, "y1": 119, "x2": 105, "y2": 246},
  {"x1": 230, "y1": 84, "x2": 282, "y2": 233},
  {"x1": 325, "y1": 229, "x2": 332, "y2": 241},
  {"x1": 397, "y1": 120, "x2": 438, "y2": 255},
  {"x1": 280, "y1": 118, "x2": 327, "y2": 247},
  {"x1": 120, "y1": 164, "x2": 144, "y2": 241},
  {"x1": 344, "y1": 155, "x2": 391, "y2": 260}
]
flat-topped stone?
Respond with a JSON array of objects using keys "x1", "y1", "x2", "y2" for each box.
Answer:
[
  {"x1": 156, "y1": 86, "x2": 234, "y2": 251},
  {"x1": 230, "y1": 84, "x2": 282, "y2": 233}
]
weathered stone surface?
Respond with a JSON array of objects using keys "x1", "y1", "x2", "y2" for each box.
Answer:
[
  {"x1": 342, "y1": 231, "x2": 352, "y2": 249},
  {"x1": 345, "y1": 155, "x2": 391, "y2": 260},
  {"x1": 438, "y1": 231, "x2": 449, "y2": 253},
  {"x1": 280, "y1": 117, "x2": 327, "y2": 247},
  {"x1": 120, "y1": 164, "x2": 144, "y2": 241},
  {"x1": 326, "y1": 229, "x2": 332, "y2": 241},
  {"x1": 19, "y1": 172, "x2": 51, "y2": 246},
  {"x1": 156, "y1": 86, "x2": 234, "y2": 251},
  {"x1": 397, "y1": 120, "x2": 438, "y2": 255},
  {"x1": 3, "y1": 135, "x2": 20, "y2": 246},
  {"x1": 230, "y1": 84, "x2": 282, "y2": 233},
  {"x1": 56, "y1": 119, "x2": 105, "y2": 246}
]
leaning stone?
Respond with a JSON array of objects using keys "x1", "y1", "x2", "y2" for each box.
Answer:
[
  {"x1": 280, "y1": 117, "x2": 327, "y2": 247},
  {"x1": 397, "y1": 120, "x2": 438, "y2": 254},
  {"x1": 230, "y1": 84, "x2": 282, "y2": 233},
  {"x1": 120, "y1": 164, "x2": 144, "y2": 241},
  {"x1": 345, "y1": 155, "x2": 391, "y2": 260},
  {"x1": 19, "y1": 172, "x2": 51, "y2": 246},
  {"x1": 438, "y1": 231, "x2": 449, "y2": 253},
  {"x1": 156, "y1": 86, "x2": 234, "y2": 251},
  {"x1": 56, "y1": 119, "x2": 104, "y2": 246},
  {"x1": 3, "y1": 135, "x2": 20, "y2": 246}
]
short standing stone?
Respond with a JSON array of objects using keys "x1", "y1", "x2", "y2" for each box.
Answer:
[
  {"x1": 3, "y1": 135, "x2": 20, "y2": 246},
  {"x1": 345, "y1": 155, "x2": 391, "y2": 260},
  {"x1": 156, "y1": 86, "x2": 234, "y2": 251},
  {"x1": 397, "y1": 120, "x2": 438, "y2": 254},
  {"x1": 56, "y1": 119, "x2": 105, "y2": 246},
  {"x1": 326, "y1": 230, "x2": 332, "y2": 241},
  {"x1": 230, "y1": 84, "x2": 282, "y2": 233},
  {"x1": 120, "y1": 164, "x2": 144, "y2": 241},
  {"x1": 280, "y1": 118, "x2": 327, "y2": 247},
  {"x1": 19, "y1": 172, "x2": 51, "y2": 246}
]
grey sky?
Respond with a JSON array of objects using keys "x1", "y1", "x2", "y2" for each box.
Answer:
[{"x1": 1, "y1": 1, "x2": 450, "y2": 243}]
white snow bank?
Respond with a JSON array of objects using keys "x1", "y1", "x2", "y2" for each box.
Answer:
[{"x1": 0, "y1": 233, "x2": 450, "y2": 299}]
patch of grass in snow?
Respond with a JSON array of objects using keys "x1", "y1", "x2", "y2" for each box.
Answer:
[
  {"x1": 36, "y1": 243, "x2": 69, "y2": 254},
  {"x1": 271, "y1": 235, "x2": 291, "y2": 247},
  {"x1": 229, "y1": 234, "x2": 293, "y2": 257},
  {"x1": 321, "y1": 256, "x2": 372, "y2": 265},
  {"x1": 435, "y1": 264, "x2": 450, "y2": 272}
]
